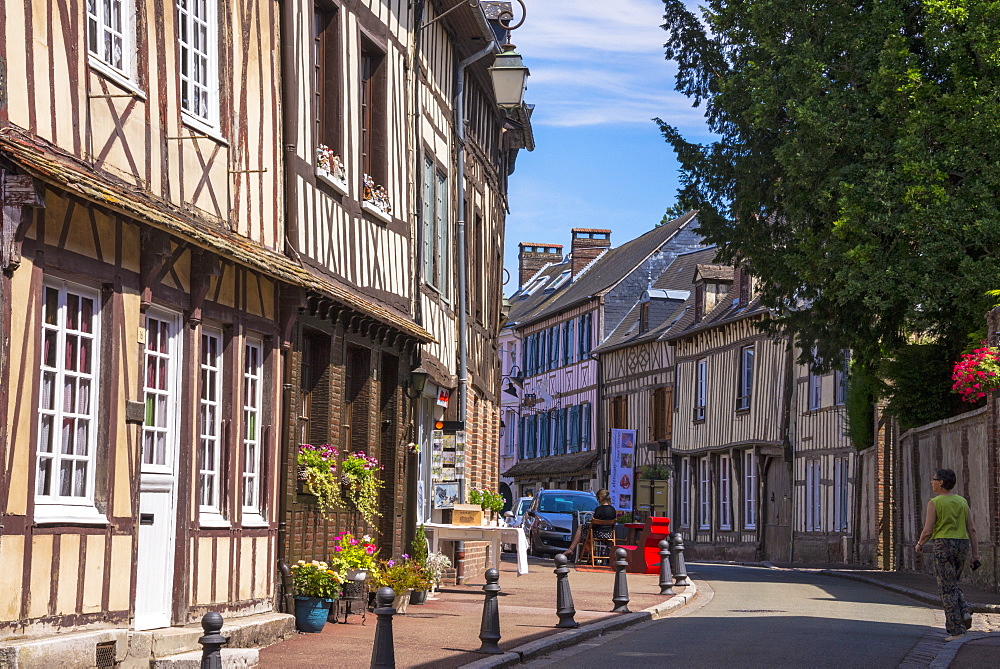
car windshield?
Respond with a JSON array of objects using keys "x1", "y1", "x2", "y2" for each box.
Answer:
[
  {"x1": 515, "y1": 499, "x2": 532, "y2": 516},
  {"x1": 537, "y1": 494, "x2": 597, "y2": 514}
]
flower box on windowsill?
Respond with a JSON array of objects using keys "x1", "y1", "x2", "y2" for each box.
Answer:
[
  {"x1": 315, "y1": 166, "x2": 349, "y2": 196},
  {"x1": 361, "y1": 199, "x2": 392, "y2": 224}
]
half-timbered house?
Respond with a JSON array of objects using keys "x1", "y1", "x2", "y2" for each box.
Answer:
[
  {"x1": 0, "y1": 0, "x2": 299, "y2": 661},
  {"x1": 502, "y1": 214, "x2": 706, "y2": 505},
  {"x1": 277, "y1": 0, "x2": 532, "y2": 584},
  {"x1": 668, "y1": 265, "x2": 855, "y2": 563},
  {"x1": 591, "y1": 247, "x2": 717, "y2": 518}
]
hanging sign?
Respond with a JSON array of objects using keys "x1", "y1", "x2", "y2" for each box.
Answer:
[
  {"x1": 609, "y1": 428, "x2": 636, "y2": 513},
  {"x1": 436, "y1": 388, "x2": 451, "y2": 408}
]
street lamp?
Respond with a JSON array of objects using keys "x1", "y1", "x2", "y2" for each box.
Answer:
[
  {"x1": 488, "y1": 43, "x2": 529, "y2": 107},
  {"x1": 501, "y1": 365, "x2": 522, "y2": 397},
  {"x1": 406, "y1": 365, "x2": 430, "y2": 399}
]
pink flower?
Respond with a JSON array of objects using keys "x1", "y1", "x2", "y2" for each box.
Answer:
[
  {"x1": 334, "y1": 546, "x2": 343, "y2": 552},
  {"x1": 365, "y1": 545, "x2": 376, "y2": 555}
]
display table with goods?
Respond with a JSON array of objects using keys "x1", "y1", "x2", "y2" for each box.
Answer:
[{"x1": 422, "y1": 522, "x2": 529, "y2": 575}]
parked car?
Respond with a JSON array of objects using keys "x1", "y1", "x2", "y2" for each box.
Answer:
[
  {"x1": 501, "y1": 496, "x2": 533, "y2": 553},
  {"x1": 523, "y1": 489, "x2": 598, "y2": 557},
  {"x1": 507, "y1": 496, "x2": 533, "y2": 529}
]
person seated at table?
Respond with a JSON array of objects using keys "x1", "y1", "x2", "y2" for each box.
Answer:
[{"x1": 562, "y1": 489, "x2": 616, "y2": 558}]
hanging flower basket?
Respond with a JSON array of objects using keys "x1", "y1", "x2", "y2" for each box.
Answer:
[
  {"x1": 951, "y1": 344, "x2": 1000, "y2": 402},
  {"x1": 340, "y1": 451, "x2": 384, "y2": 526}
]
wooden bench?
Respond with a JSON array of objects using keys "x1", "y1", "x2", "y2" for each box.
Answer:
[{"x1": 622, "y1": 516, "x2": 671, "y2": 574}]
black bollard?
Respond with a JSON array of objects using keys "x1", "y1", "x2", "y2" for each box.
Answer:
[
  {"x1": 611, "y1": 547, "x2": 630, "y2": 613},
  {"x1": 476, "y1": 568, "x2": 503, "y2": 654},
  {"x1": 370, "y1": 587, "x2": 397, "y2": 669},
  {"x1": 553, "y1": 554, "x2": 579, "y2": 628},
  {"x1": 658, "y1": 539, "x2": 675, "y2": 596},
  {"x1": 198, "y1": 612, "x2": 226, "y2": 669},
  {"x1": 671, "y1": 533, "x2": 692, "y2": 587}
]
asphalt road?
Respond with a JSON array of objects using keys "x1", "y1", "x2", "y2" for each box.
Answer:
[{"x1": 524, "y1": 563, "x2": 938, "y2": 668}]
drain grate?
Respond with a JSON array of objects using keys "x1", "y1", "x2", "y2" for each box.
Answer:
[
  {"x1": 729, "y1": 609, "x2": 787, "y2": 613},
  {"x1": 95, "y1": 641, "x2": 117, "y2": 668}
]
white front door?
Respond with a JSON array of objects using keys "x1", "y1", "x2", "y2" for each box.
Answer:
[{"x1": 134, "y1": 310, "x2": 182, "y2": 631}]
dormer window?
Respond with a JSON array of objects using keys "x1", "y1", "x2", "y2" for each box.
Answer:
[
  {"x1": 639, "y1": 302, "x2": 649, "y2": 333},
  {"x1": 694, "y1": 283, "x2": 705, "y2": 322}
]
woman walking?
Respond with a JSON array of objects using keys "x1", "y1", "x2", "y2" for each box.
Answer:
[{"x1": 915, "y1": 468, "x2": 980, "y2": 641}]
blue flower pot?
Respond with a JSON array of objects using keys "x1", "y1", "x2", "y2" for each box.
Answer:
[{"x1": 294, "y1": 596, "x2": 331, "y2": 633}]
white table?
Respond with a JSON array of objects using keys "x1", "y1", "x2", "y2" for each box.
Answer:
[{"x1": 422, "y1": 522, "x2": 529, "y2": 575}]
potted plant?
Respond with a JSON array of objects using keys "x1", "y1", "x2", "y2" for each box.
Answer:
[
  {"x1": 408, "y1": 525, "x2": 430, "y2": 605},
  {"x1": 340, "y1": 451, "x2": 384, "y2": 525},
  {"x1": 424, "y1": 552, "x2": 452, "y2": 594},
  {"x1": 371, "y1": 557, "x2": 418, "y2": 614},
  {"x1": 290, "y1": 560, "x2": 344, "y2": 633},
  {"x1": 329, "y1": 532, "x2": 378, "y2": 581},
  {"x1": 470, "y1": 489, "x2": 505, "y2": 525},
  {"x1": 952, "y1": 344, "x2": 1000, "y2": 402},
  {"x1": 297, "y1": 444, "x2": 342, "y2": 516}
]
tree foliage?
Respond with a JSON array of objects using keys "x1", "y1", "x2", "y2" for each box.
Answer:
[{"x1": 658, "y1": 0, "x2": 1000, "y2": 427}]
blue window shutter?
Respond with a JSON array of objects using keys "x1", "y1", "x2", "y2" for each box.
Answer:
[{"x1": 582, "y1": 402, "x2": 591, "y2": 448}]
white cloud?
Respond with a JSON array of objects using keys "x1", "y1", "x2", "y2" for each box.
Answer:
[{"x1": 513, "y1": 0, "x2": 708, "y2": 130}]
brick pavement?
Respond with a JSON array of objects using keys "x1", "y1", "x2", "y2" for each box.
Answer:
[{"x1": 258, "y1": 554, "x2": 691, "y2": 668}]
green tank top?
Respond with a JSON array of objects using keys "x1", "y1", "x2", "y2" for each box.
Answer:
[{"x1": 931, "y1": 494, "x2": 969, "y2": 539}]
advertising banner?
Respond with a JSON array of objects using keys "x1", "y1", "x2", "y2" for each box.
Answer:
[{"x1": 609, "y1": 428, "x2": 636, "y2": 512}]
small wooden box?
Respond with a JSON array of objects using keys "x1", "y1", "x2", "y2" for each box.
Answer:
[{"x1": 451, "y1": 504, "x2": 483, "y2": 526}]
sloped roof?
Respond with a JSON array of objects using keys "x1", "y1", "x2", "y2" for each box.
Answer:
[
  {"x1": 0, "y1": 129, "x2": 433, "y2": 343},
  {"x1": 504, "y1": 258, "x2": 570, "y2": 326},
  {"x1": 593, "y1": 247, "x2": 719, "y2": 354},
  {"x1": 664, "y1": 272, "x2": 770, "y2": 343},
  {"x1": 506, "y1": 212, "x2": 699, "y2": 330},
  {"x1": 502, "y1": 449, "x2": 600, "y2": 478}
]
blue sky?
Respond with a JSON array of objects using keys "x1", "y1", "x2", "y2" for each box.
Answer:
[{"x1": 503, "y1": 0, "x2": 713, "y2": 294}]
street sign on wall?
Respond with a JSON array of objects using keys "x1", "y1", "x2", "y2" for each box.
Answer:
[{"x1": 609, "y1": 428, "x2": 636, "y2": 512}]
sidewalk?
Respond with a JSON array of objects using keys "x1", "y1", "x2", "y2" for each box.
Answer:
[
  {"x1": 258, "y1": 554, "x2": 694, "y2": 668},
  {"x1": 753, "y1": 562, "x2": 1000, "y2": 668}
]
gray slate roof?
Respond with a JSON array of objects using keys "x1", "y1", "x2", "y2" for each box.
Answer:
[
  {"x1": 592, "y1": 246, "x2": 720, "y2": 354},
  {"x1": 504, "y1": 211, "x2": 700, "y2": 328}
]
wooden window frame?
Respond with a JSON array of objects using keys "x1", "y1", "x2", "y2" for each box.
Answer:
[
  {"x1": 736, "y1": 344, "x2": 754, "y2": 411},
  {"x1": 833, "y1": 456, "x2": 849, "y2": 532},
  {"x1": 698, "y1": 456, "x2": 710, "y2": 530},
  {"x1": 314, "y1": 4, "x2": 342, "y2": 157},
  {"x1": 198, "y1": 328, "x2": 227, "y2": 525},
  {"x1": 242, "y1": 338, "x2": 266, "y2": 523},
  {"x1": 360, "y1": 38, "x2": 387, "y2": 187},
  {"x1": 142, "y1": 309, "x2": 182, "y2": 474},
  {"x1": 693, "y1": 358, "x2": 707, "y2": 422},
  {"x1": 87, "y1": 0, "x2": 134, "y2": 82},
  {"x1": 679, "y1": 458, "x2": 691, "y2": 527},
  {"x1": 177, "y1": 0, "x2": 221, "y2": 132},
  {"x1": 718, "y1": 454, "x2": 732, "y2": 530},
  {"x1": 743, "y1": 450, "x2": 757, "y2": 529},
  {"x1": 805, "y1": 459, "x2": 821, "y2": 531},
  {"x1": 35, "y1": 279, "x2": 105, "y2": 523}
]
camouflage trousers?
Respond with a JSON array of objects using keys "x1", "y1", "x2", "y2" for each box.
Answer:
[{"x1": 932, "y1": 538, "x2": 971, "y2": 636}]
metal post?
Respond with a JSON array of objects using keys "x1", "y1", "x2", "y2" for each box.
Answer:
[
  {"x1": 671, "y1": 532, "x2": 692, "y2": 586},
  {"x1": 370, "y1": 587, "x2": 397, "y2": 669},
  {"x1": 198, "y1": 612, "x2": 226, "y2": 669},
  {"x1": 611, "y1": 547, "x2": 630, "y2": 613},
  {"x1": 553, "y1": 554, "x2": 579, "y2": 628},
  {"x1": 476, "y1": 568, "x2": 503, "y2": 654},
  {"x1": 658, "y1": 539, "x2": 676, "y2": 596}
]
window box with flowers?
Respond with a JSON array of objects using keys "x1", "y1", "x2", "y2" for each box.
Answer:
[
  {"x1": 361, "y1": 173, "x2": 392, "y2": 223},
  {"x1": 341, "y1": 450, "x2": 384, "y2": 526},
  {"x1": 297, "y1": 444, "x2": 342, "y2": 516},
  {"x1": 316, "y1": 144, "x2": 349, "y2": 195},
  {"x1": 952, "y1": 344, "x2": 1000, "y2": 402}
]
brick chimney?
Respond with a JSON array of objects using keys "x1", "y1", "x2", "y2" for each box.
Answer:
[
  {"x1": 570, "y1": 229, "x2": 611, "y2": 276},
  {"x1": 518, "y1": 243, "x2": 563, "y2": 289}
]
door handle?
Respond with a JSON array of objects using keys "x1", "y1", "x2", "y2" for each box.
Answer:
[{"x1": 140, "y1": 513, "x2": 155, "y2": 525}]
